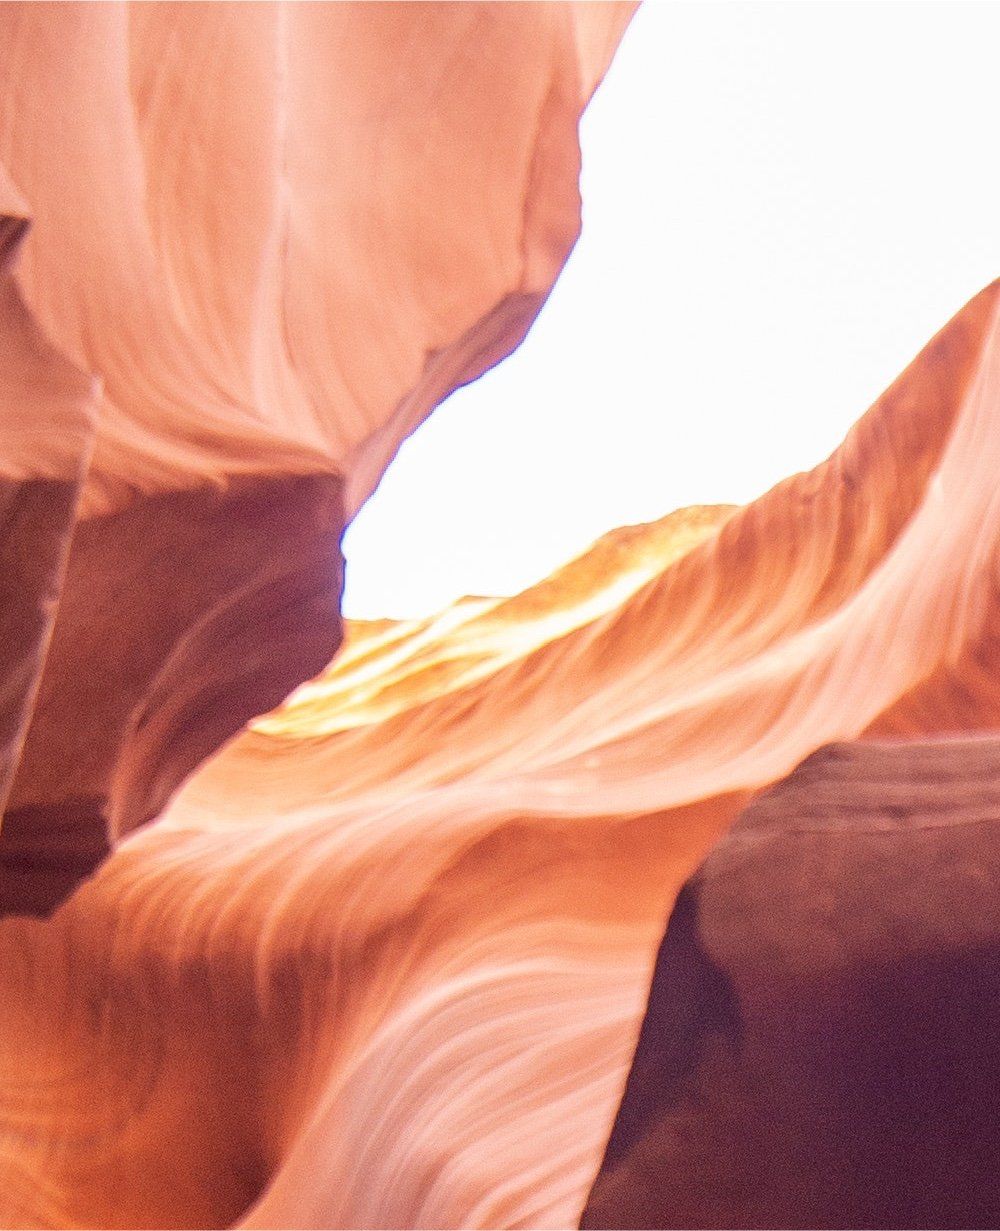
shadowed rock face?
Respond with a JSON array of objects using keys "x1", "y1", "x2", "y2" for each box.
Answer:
[
  {"x1": 583, "y1": 737, "x2": 1000, "y2": 1231},
  {"x1": 0, "y1": 473, "x2": 346, "y2": 916},
  {"x1": 6, "y1": 475, "x2": 346, "y2": 829},
  {"x1": 0, "y1": 206, "x2": 96, "y2": 821},
  {"x1": 0, "y1": 801, "x2": 109, "y2": 919},
  {"x1": 0, "y1": 479, "x2": 85, "y2": 812}
]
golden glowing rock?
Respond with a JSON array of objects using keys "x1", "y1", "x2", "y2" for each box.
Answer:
[{"x1": 257, "y1": 504, "x2": 735, "y2": 738}]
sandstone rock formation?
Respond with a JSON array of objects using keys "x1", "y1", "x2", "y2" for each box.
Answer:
[
  {"x1": 0, "y1": 0, "x2": 634, "y2": 909},
  {"x1": 583, "y1": 737, "x2": 1000, "y2": 1230},
  {"x1": 4, "y1": 270, "x2": 1000, "y2": 1226},
  {"x1": 3, "y1": 4, "x2": 1000, "y2": 1230}
]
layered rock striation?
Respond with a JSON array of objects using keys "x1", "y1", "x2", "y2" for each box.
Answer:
[
  {"x1": 3, "y1": 274, "x2": 1000, "y2": 1225},
  {"x1": 0, "y1": 0, "x2": 633, "y2": 910},
  {"x1": 3, "y1": 4, "x2": 1000, "y2": 1229}
]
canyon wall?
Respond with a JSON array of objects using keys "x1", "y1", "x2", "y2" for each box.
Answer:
[
  {"x1": 3, "y1": 277, "x2": 1000, "y2": 1225},
  {"x1": 0, "y1": 0, "x2": 633, "y2": 909},
  {"x1": 3, "y1": 5, "x2": 1000, "y2": 1229},
  {"x1": 583, "y1": 737, "x2": 1000, "y2": 1229}
]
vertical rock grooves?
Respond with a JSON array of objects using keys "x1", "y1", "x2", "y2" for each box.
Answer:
[
  {"x1": 0, "y1": 189, "x2": 97, "y2": 821},
  {"x1": 0, "y1": 2, "x2": 633, "y2": 896}
]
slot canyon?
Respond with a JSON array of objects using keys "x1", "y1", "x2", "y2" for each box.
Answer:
[{"x1": 1, "y1": 4, "x2": 999, "y2": 1228}]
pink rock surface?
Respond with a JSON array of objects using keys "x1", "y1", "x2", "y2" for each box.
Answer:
[
  {"x1": 0, "y1": 1, "x2": 633, "y2": 901},
  {"x1": 0, "y1": 2, "x2": 633, "y2": 516},
  {"x1": 3, "y1": 6, "x2": 1000, "y2": 1230},
  {"x1": 3, "y1": 279, "x2": 1000, "y2": 1226}
]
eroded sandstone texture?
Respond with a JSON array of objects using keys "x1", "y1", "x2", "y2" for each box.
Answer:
[
  {"x1": 0, "y1": 0, "x2": 633, "y2": 911},
  {"x1": 2, "y1": 4, "x2": 1000, "y2": 1230}
]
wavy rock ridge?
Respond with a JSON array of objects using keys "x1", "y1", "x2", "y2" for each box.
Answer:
[
  {"x1": 3, "y1": 276, "x2": 1000, "y2": 1226},
  {"x1": 4, "y1": 5, "x2": 1000, "y2": 1228}
]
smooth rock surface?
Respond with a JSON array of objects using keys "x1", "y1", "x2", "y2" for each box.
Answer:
[
  {"x1": 0, "y1": 1, "x2": 634, "y2": 516},
  {"x1": 3, "y1": 7, "x2": 1000, "y2": 1229},
  {"x1": 0, "y1": 188, "x2": 96, "y2": 820},
  {"x1": 584, "y1": 737, "x2": 1000, "y2": 1230}
]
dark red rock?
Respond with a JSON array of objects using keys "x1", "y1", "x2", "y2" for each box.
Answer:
[
  {"x1": 0, "y1": 799, "x2": 109, "y2": 918},
  {"x1": 583, "y1": 737, "x2": 1000, "y2": 1230},
  {"x1": 5, "y1": 473, "x2": 345, "y2": 857}
]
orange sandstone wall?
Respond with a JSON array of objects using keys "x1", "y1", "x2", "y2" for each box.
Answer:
[
  {"x1": 3, "y1": 5, "x2": 1000, "y2": 1229},
  {"x1": 3, "y1": 279, "x2": 1000, "y2": 1225}
]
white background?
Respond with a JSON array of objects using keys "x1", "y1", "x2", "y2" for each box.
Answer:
[{"x1": 343, "y1": 1, "x2": 1000, "y2": 618}]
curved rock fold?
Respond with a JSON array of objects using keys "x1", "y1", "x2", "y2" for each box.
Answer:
[{"x1": 2, "y1": 6, "x2": 1000, "y2": 1230}]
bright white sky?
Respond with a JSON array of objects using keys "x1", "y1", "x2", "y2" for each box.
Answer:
[{"x1": 343, "y1": 0, "x2": 1000, "y2": 620}]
